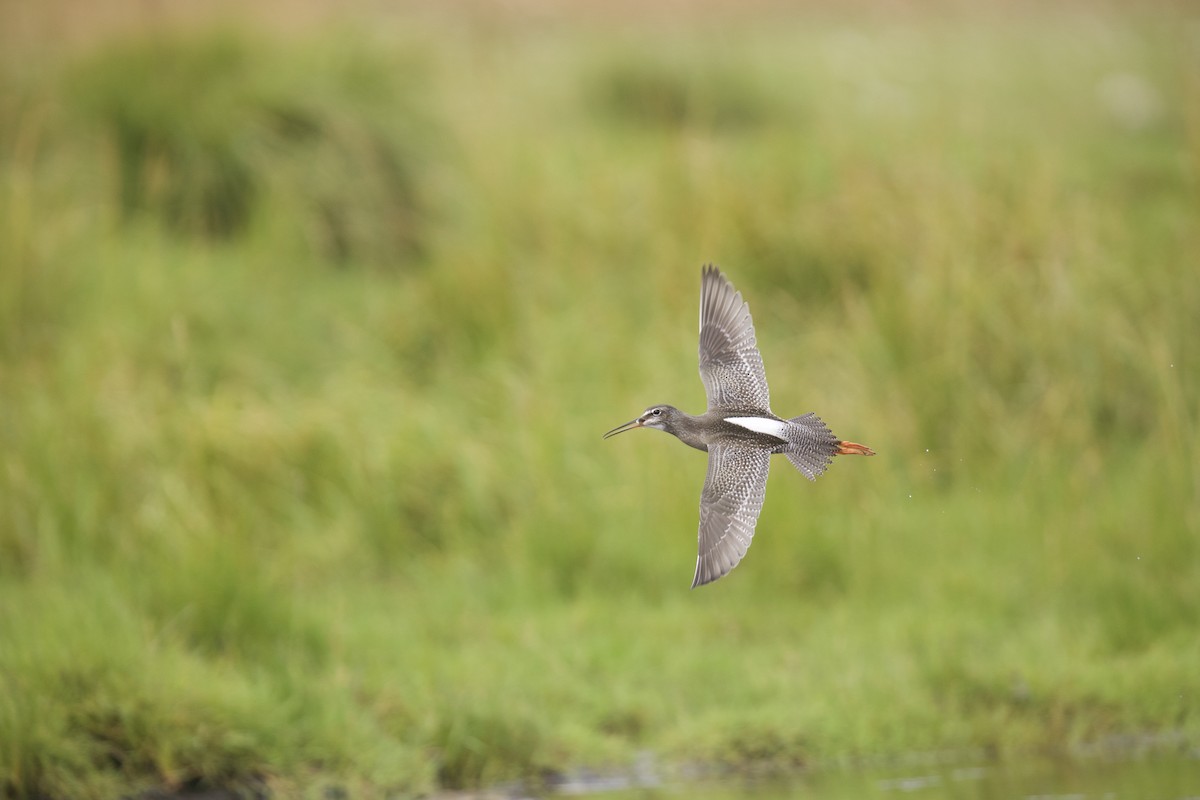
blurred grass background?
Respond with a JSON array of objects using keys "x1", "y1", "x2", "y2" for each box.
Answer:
[{"x1": 1, "y1": 1, "x2": 1198, "y2": 797}]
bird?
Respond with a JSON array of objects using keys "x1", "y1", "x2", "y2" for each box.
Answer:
[{"x1": 603, "y1": 264, "x2": 875, "y2": 588}]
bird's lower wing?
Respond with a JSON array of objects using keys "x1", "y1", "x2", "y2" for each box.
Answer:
[{"x1": 692, "y1": 443, "x2": 771, "y2": 588}]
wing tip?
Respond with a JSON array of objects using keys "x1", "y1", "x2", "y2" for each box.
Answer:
[
  {"x1": 701, "y1": 263, "x2": 732, "y2": 293},
  {"x1": 699, "y1": 263, "x2": 750, "y2": 333},
  {"x1": 691, "y1": 561, "x2": 735, "y2": 588},
  {"x1": 691, "y1": 549, "x2": 744, "y2": 588}
]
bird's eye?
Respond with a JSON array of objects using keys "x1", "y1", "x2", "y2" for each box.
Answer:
[{"x1": 652, "y1": 409, "x2": 662, "y2": 416}]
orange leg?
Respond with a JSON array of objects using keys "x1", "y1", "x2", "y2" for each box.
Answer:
[{"x1": 837, "y1": 440, "x2": 876, "y2": 456}]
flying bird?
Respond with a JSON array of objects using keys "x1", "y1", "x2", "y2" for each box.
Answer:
[{"x1": 603, "y1": 265, "x2": 874, "y2": 587}]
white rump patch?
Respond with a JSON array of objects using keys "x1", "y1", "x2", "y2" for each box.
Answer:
[{"x1": 726, "y1": 416, "x2": 789, "y2": 440}]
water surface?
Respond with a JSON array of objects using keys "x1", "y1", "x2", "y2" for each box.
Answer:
[{"x1": 560, "y1": 753, "x2": 1200, "y2": 799}]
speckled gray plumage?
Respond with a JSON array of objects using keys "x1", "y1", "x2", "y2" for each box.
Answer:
[
  {"x1": 784, "y1": 412, "x2": 841, "y2": 481},
  {"x1": 699, "y1": 264, "x2": 771, "y2": 413},
  {"x1": 602, "y1": 264, "x2": 871, "y2": 587},
  {"x1": 694, "y1": 442, "x2": 771, "y2": 588},
  {"x1": 692, "y1": 267, "x2": 841, "y2": 585}
]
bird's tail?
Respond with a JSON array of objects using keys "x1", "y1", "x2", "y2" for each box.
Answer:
[
  {"x1": 785, "y1": 413, "x2": 875, "y2": 480},
  {"x1": 784, "y1": 413, "x2": 841, "y2": 481}
]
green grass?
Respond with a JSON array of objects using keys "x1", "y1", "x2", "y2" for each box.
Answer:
[{"x1": 2, "y1": 4, "x2": 1199, "y2": 797}]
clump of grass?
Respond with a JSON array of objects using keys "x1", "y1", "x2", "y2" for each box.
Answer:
[
  {"x1": 431, "y1": 709, "x2": 550, "y2": 790},
  {"x1": 68, "y1": 31, "x2": 434, "y2": 265},
  {"x1": 0, "y1": 576, "x2": 283, "y2": 799},
  {"x1": 70, "y1": 34, "x2": 262, "y2": 238},
  {"x1": 586, "y1": 51, "x2": 781, "y2": 132}
]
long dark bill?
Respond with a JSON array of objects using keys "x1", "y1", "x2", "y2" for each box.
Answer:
[{"x1": 602, "y1": 418, "x2": 642, "y2": 439}]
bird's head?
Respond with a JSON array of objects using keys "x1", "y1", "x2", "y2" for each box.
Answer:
[{"x1": 602, "y1": 405, "x2": 678, "y2": 439}]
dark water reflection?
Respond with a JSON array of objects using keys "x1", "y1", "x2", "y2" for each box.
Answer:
[{"x1": 559, "y1": 753, "x2": 1200, "y2": 799}]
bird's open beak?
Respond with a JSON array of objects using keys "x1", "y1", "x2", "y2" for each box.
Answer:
[{"x1": 602, "y1": 417, "x2": 643, "y2": 439}]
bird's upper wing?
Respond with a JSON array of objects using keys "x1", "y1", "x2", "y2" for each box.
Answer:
[
  {"x1": 698, "y1": 264, "x2": 771, "y2": 412},
  {"x1": 692, "y1": 442, "x2": 771, "y2": 588}
]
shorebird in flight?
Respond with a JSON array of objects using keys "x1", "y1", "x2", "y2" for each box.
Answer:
[{"x1": 604, "y1": 265, "x2": 874, "y2": 587}]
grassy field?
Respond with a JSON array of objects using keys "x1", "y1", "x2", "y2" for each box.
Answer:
[{"x1": 1, "y1": 3, "x2": 1198, "y2": 797}]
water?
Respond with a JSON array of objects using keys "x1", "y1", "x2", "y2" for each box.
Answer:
[{"x1": 553, "y1": 752, "x2": 1200, "y2": 800}]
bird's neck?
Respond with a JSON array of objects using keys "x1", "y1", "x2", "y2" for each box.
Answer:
[{"x1": 670, "y1": 411, "x2": 711, "y2": 451}]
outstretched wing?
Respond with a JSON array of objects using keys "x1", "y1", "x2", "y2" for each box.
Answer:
[
  {"x1": 692, "y1": 442, "x2": 771, "y2": 588},
  {"x1": 698, "y1": 264, "x2": 771, "y2": 412}
]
